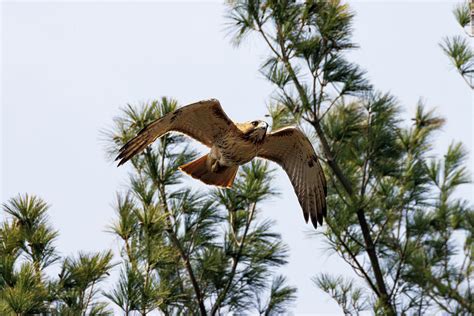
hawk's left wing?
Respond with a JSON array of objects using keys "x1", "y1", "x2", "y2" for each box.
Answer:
[{"x1": 257, "y1": 127, "x2": 327, "y2": 229}]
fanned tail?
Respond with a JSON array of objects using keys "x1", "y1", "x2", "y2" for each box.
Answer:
[{"x1": 179, "y1": 154, "x2": 238, "y2": 188}]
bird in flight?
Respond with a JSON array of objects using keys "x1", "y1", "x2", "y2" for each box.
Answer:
[{"x1": 116, "y1": 99, "x2": 327, "y2": 229}]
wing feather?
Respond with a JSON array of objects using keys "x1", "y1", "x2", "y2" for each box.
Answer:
[
  {"x1": 116, "y1": 99, "x2": 235, "y2": 166},
  {"x1": 257, "y1": 127, "x2": 327, "y2": 229}
]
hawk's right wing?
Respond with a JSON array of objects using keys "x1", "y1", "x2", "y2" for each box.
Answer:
[{"x1": 116, "y1": 99, "x2": 236, "y2": 166}]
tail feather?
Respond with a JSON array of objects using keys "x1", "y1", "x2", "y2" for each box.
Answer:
[{"x1": 179, "y1": 154, "x2": 238, "y2": 188}]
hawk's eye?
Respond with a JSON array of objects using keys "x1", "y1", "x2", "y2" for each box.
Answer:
[{"x1": 251, "y1": 121, "x2": 259, "y2": 127}]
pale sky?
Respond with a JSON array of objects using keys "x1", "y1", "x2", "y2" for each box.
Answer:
[{"x1": 1, "y1": 1, "x2": 472, "y2": 315}]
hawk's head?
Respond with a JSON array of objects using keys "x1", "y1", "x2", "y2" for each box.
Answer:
[{"x1": 237, "y1": 120, "x2": 269, "y2": 143}]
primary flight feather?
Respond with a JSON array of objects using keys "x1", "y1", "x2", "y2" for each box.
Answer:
[{"x1": 116, "y1": 99, "x2": 327, "y2": 229}]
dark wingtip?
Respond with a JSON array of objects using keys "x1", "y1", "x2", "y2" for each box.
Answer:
[
  {"x1": 117, "y1": 158, "x2": 127, "y2": 167},
  {"x1": 115, "y1": 143, "x2": 131, "y2": 165},
  {"x1": 303, "y1": 210, "x2": 309, "y2": 223},
  {"x1": 114, "y1": 148, "x2": 126, "y2": 161},
  {"x1": 310, "y1": 212, "x2": 319, "y2": 229},
  {"x1": 115, "y1": 154, "x2": 124, "y2": 164},
  {"x1": 317, "y1": 213, "x2": 323, "y2": 226}
]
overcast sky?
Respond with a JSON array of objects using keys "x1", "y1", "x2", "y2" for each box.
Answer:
[{"x1": 2, "y1": 1, "x2": 472, "y2": 314}]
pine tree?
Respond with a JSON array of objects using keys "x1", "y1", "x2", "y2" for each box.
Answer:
[
  {"x1": 440, "y1": 0, "x2": 474, "y2": 88},
  {"x1": 104, "y1": 98, "x2": 296, "y2": 315},
  {"x1": 226, "y1": 0, "x2": 473, "y2": 314},
  {"x1": 0, "y1": 194, "x2": 113, "y2": 315}
]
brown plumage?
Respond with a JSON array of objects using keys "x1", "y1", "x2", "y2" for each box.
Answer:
[{"x1": 116, "y1": 99, "x2": 327, "y2": 229}]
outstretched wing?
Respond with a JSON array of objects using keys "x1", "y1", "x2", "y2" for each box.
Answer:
[
  {"x1": 257, "y1": 127, "x2": 327, "y2": 229},
  {"x1": 116, "y1": 99, "x2": 236, "y2": 166}
]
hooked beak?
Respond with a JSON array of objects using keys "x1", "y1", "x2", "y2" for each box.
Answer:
[{"x1": 258, "y1": 121, "x2": 269, "y2": 131}]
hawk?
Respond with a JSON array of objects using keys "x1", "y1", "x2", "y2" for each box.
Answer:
[{"x1": 116, "y1": 99, "x2": 327, "y2": 229}]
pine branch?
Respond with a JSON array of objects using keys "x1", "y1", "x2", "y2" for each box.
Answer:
[
  {"x1": 309, "y1": 123, "x2": 389, "y2": 309},
  {"x1": 151, "y1": 141, "x2": 207, "y2": 316},
  {"x1": 276, "y1": 37, "x2": 394, "y2": 311},
  {"x1": 210, "y1": 202, "x2": 257, "y2": 316},
  {"x1": 325, "y1": 220, "x2": 379, "y2": 296},
  {"x1": 257, "y1": 12, "x2": 395, "y2": 313},
  {"x1": 430, "y1": 273, "x2": 474, "y2": 313},
  {"x1": 83, "y1": 279, "x2": 97, "y2": 314}
]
